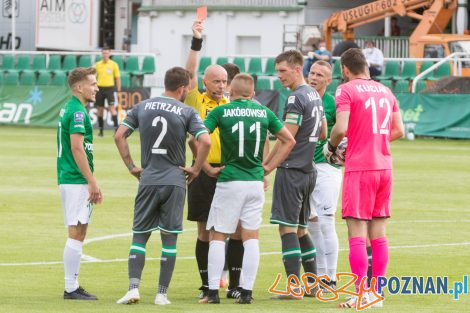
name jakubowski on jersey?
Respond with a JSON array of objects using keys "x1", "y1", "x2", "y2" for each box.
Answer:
[{"x1": 222, "y1": 108, "x2": 267, "y2": 118}]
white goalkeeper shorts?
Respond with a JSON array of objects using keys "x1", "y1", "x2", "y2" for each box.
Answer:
[
  {"x1": 207, "y1": 181, "x2": 264, "y2": 234},
  {"x1": 310, "y1": 163, "x2": 342, "y2": 219},
  {"x1": 60, "y1": 184, "x2": 93, "y2": 226}
]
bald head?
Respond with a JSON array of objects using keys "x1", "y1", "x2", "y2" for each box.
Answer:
[
  {"x1": 230, "y1": 74, "x2": 254, "y2": 99},
  {"x1": 203, "y1": 64, "x2": 228, "y2": 101}
]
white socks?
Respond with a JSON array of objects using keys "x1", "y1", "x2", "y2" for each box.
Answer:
[
  {"x1": 308, "y1": 215, "x2": 338, "y2": 280},
  {"x1": 64, "y1": 238, "x2": 83, "y2": 292},
  {"x1": 241, "y1": 239, "x2": 259, "y2": 290},
  {"x1": 208, "y1": 240, "x2": 226, "y2": 290}
]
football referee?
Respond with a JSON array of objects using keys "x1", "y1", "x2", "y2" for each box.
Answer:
[{"x1": 94, "y1": 47, "x2": 121, "y2": 136}]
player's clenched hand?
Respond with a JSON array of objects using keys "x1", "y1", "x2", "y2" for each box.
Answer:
[
  {"x1": 204, "y1": 165, "x2": 225, "y2": 178},
  {"x1": 262, "y1": 163, "x2": 274, "y2": 176},
  {"x1": 88, "y1": 180, "x2": 102, "y2": 204},
  {"x1": 192, "y1": 20, "x2": 204, "y2": 39},
  {"x1": 130, "y1": 166, "x2": 143, "y2": 181},
  {"x1": 322, "y1": 140, "x2": 337, "y2": 164},
  {"x1": 179, "y1": 166, "x2": 201, "y2": 184}
]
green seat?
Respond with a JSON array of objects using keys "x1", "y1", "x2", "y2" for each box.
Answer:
[
  {"x1": 376, "y1": 60, "x2": 400, "y2": 80},
  {"x1": 415, "y1": 80, "x2": 427, "y2": 93},
  {"x1": 273, "y1": 78, "x2": 287, "y2": 91},
  {"x1": 32, "y1": 55, "x2": 47, "y2": 72},
  {"x1": 141, "y1": 56, "x2": 156, "y2": 74},
  {"x1": 1, "y1": 54, "x2": 16, "y2": 73},
  {"x1": 16, "y1": 55, "x2": 31, "y2": 72},
  {"x1": 332, "y1": 60, "x2": 342, "y2": 79},
  {"x1": 393, "y1": 80, "x2": 409, "y2": 93},
  {"x1": 95, "y1": 54, "x2": 102, "y2": 63},
  {"x1": 394, "y1": 60, "x2": 416, "y2": 80},
  {"x1": 216, "y1": 57, "x2": 228, "y2": 66},
  {"x1": 36, "y1": 72, "x2": 51, "y2": 85},
  {"x1": 326, "y1": 79, "x2": 340, "y2": 94},
  {"x1": 263, "y1": 57, "x2": 276, "y2": 76},
  {"x1": 428, "y1": 62, "x2": 451, "y2": 81},
  {"x1": 19, "y1": 72, "x2": 35, "y2": 85},
  {"x1": 4, "y1": 71, "x2": 19, "y2": 85},
  {"x1": 380, "y1": 79, "x2": 393, "y2": 89},
  {"x1": 232, "y1": 57, "x2": 246, "y2": 73},
  {"x1": 248, "y1": 57, "x2": 263, "y2": 76},
  {"x1": 198, "y1": 76, "x2": 205, "y2": 92},
  {"x1": 419, "y1": 61, "x2": 434, "y2": 79},
  {"x1": 0, "y1": 74, "x2": 3, "y2": 85},
  {"x1": 78, "y1": 55, "x2": 92, "y2": 68},
  {"x1": 41, "y1": 55, "x2": 62, "y2": 74},
  {"x1": 120, "y1": 72, "x2": 130, "y2": 88},
  {"x1": 51, "y1": 72, "x2": 66, "y2": 85},
  {"x1": 256, "y1": 77, "x2": 271, "y2": 90},
  {"x1": 198, "y1": 57, "x2": 212, "y2": 75},
  {"x1": 111, "y1": 55, "x2": 124, "y2": 71},
  {"x1": 62, "y1": 55, "x2": 77, "y2": 72},
  {"x1": 125, "y1": 56, "x2": 140, "y2": 74}
]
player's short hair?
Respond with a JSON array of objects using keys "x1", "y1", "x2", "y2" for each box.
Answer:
[
  {"x1": 165, "y1": 66, "x2": 191, "y2": 91},
  {"x1": 231, "y1": 73, "x2": 254, "y2": 98},
  {"x1": 68, "y1": 67, "x2": 96, "y2": 88},
  {"x1": 341, "y1": 48, "x2": 368, "y2": 75},
  {"x1": 313, "y1": 60, "x2": 332, "y2": 76},
  {"x1": 275, "y1": 50, "x2": 304, "y2": 67},
  {"x1": 221, "y1": 63, "x2": 240, "y2": 85}
]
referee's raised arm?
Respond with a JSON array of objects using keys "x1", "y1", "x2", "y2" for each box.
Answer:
[{"x1": 186, "y1": 20, "x2": 204, "y2": 91}]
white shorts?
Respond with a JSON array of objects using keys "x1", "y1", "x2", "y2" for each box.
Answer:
[
  {"x1": 309, "y1": 163, "x2": 342, "y2": 219},
  {"x1": 60, "y1": 184, "x2": 93, "y2": 226},
  {"x1": 207, "y1": 181, "x2": 264, "y2": 234}
]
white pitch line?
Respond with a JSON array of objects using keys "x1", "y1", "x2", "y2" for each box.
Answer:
[
  {"x1": 81, "y1": 254, "x2": 101, "y2": 262},
  {"x1": 2, "y1": 241, "x2": 470, "y2": 267}
]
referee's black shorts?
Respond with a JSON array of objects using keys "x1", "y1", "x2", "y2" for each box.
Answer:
[
  {"x1": 95, "y1": 86, "x2": 116, "y2": 107},
  {"x1": 187, "y1": 163, "x2": 220, "y2": 222}
]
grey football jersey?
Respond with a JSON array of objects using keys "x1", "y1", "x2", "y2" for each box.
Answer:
[
  {"x1": 280, "y1": 84, "x2": 324, "y2": 173},
  {"x1": 123, "y1": 96, "x2": 207, "y2": 188}
]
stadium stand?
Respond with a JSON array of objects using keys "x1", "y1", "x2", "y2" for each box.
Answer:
[
  {"x1": 111, "y1": 55, "x2": 125, "y2": 71},
  {"x1": 51, "y1": 71, "x2": 67, "y2": 85},
  {"x1": 1, "y1": 54, "x2": 15, "y2": 74},
  {"x1": 5, "y1": 71, "x2": 19, "y2": 85},
  {"x1": 332, "y1": 60, "x2": 342, "y2": 79},
  {"x1": 62, "y1": 55, "x2": 77, "y2": 73},
  {"x1": 256, "y1": 77, "x2": 271, "y2": 90},
  {"x1": 376, "y1": 60, "x2": 400, "y2": 80},
  {"x1": 216, "y1": 57, "x2": 228, "y2": 66},
  {"x1": 428, "y1": 62, "x2": 451, "y2": 81},
  {"x1": 31, "y1": 55, "x2": 47, "y2": 73},
  {"x1": 78, "y1": 55, "x2": 93, "y2": 68},
  {"x1": 394, "y1": 60, "x2": 417, "y2": 80},
  {"x1": 394, "y1": 80, "x2": 410, "y2": 93},
  {"x1": 263, "y1": 57, "x2": 276, "y2": 76},
  {"x1": 141, "y1": 56, "x2": 156, "y2": 74},
  {"x1": 19, "y1": 72, "x2": 35, "y2": 86},
  {"x1": 120, "y1": 72, "x2": 131, "y2": 88},
  {"x1": 124, "y1": 55, "x2": 140, "y2": 75},
  {"x1": 16, "y1": 55, "x2": 32, "y2": 73},
  {"x1": 326, "y1": 79, "x2": 340, "y2": 94},
  {"x1": 233, "y1": 57, "x2": 246, "y2": 72},
  {"x1": 36, "y1": 72, "x2": 51, "y2": 85}
]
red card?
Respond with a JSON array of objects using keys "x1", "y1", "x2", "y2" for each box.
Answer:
[{"x1": 197, "y1": 6, "x2": 207, "y2": 20}]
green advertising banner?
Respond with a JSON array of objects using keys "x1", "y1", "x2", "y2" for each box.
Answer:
[
  {"x1": 396, "y1": 94, "x2": 470, "y2": 139},
  {"x1": 0, "y1": 86, "x2": 151, "y2": 128},
  {"x1": 0, "y1": 85, "x2": 70, "y2": 128}
]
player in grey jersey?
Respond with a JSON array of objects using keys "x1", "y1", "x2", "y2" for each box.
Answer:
[
  {"x1": 266, "y1": 50, "x2": 327, "y2": 299},
  {"x1": 115, "y1": 67, "x2": 211, "y2": 305}
]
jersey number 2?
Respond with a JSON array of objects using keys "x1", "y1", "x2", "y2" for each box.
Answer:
[{"x1": 152, "y1": 116, "x2": 168, "y2": 154}]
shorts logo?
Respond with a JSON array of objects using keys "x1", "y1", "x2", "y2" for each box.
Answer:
[
  {"x1": 74, "y1": 112, "x2": 84, "y2": 123},
  {"x1": 288, "y1": 96, "x2": 296, "y2": 104}
]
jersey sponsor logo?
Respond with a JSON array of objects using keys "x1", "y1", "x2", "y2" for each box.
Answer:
[
  {"x1": 222, "y1": 108, "x2": 267, "y2": 118},
  {"x1": 288, "y1": 96, "x2": 296, "y2": 104},
  {"x1": 84, "y1": 142, "x2": 93, "y2": 152},
  {"x1": 335, "y1": 87, "x2": 342, "y2": 97},
  {"x1": 74, "y1": 112, "x2": 85, "y2": 122},
  {"x1": 144, "y1": 101, "x2": 183, "y2": 115},
  {"x1": 73, "y1": 124, "x2": 85, "y2": 128}
]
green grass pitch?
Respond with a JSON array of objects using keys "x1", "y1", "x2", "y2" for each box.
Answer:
[{"x1": 0, "y1": 125, "x2": 469, "y2": 312}]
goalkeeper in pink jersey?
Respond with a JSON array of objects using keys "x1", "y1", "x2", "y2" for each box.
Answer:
[{"x1": 323, "y1": 48, "x2": 404, "y2": 309}]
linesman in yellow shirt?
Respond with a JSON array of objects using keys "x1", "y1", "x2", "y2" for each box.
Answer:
[{"x1": 94, "y1": 48, "x2": 121, "y2": 136}]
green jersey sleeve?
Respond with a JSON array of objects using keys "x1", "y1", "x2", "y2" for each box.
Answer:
[
  {"x1": 203, "y1": 106, "x2": 220, "y2": 133},
  {"x1": 267, "y1": 108, "x2": 284, "y2": 134}
]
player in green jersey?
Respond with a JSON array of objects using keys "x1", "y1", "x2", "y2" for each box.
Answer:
[
  {"x1": 57, "y1": 67, "x2": 102, "y2": 300},
  {"x1": 204, "y1": 74, "x2": 295, "y2": 304}
]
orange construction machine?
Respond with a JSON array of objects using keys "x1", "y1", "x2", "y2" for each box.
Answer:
[{"x1": 323, "y1": 0, "x2": 470, "y2": 75}]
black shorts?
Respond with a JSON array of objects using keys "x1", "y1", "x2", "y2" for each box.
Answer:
[
  {"x1": 133, "y1": 185, "x2": 186, "y2": 234},
  {"x1": 187, "y1": 163, "x2": 219, "y2": 222},
  {"x1": 95, "y1": 86, "x2": 116, "y2": 107},
  {"x1": 270, "y1": 167, "x2": 317, "y2": 228}
]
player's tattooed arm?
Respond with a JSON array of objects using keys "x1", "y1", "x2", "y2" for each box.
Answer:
[
  {"x1": 124, "y1": 128, "x2": 134, "y2": 139},
  {"x1": 115, "y1": 125, "x2": 142, "y2": 180}
]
